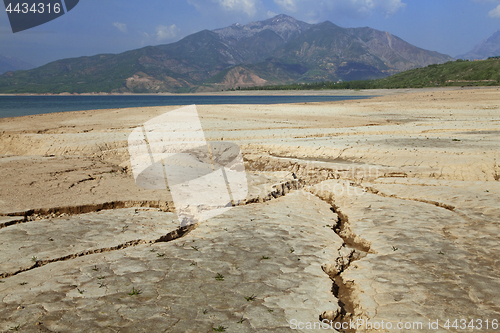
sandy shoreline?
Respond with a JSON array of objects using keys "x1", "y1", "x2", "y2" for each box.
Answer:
[{"x1": 0, "y1": 87, "x2": 499, "y2": 332}]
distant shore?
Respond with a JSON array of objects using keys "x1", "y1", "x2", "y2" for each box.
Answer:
[{"x1": 0, "y1": 86, "x2": 481, "y2": 97}]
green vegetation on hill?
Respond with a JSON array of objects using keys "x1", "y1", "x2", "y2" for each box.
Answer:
[
  {"x1": 374, "y1": 58, "x2": 500, "y2": 88},
  {"x1": 241, "y1": 58, "x2": 500, "y2": 91}
]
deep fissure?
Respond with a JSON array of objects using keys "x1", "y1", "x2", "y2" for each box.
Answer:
[{"x1": 311, "y1": 193, "x2": 372, "y2": 333}]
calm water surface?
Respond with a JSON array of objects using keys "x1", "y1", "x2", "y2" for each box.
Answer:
[{"x1": 0, "y1": 95, "x2": 372, "y2": 118}]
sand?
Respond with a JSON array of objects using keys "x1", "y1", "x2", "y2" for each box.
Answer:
[{"x1": 0, "y1": 87, "x2": 499, "y2": 332}]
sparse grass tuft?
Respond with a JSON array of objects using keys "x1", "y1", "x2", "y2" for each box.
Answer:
[
  {"x1": 31, "y1": 256, "x2": 37, "y2": 262},
  {"x1": 215, "y1": 273, "x2": 224, "y2": 281},
  {"x1": 261, "y1": 256, "x2": 270, "y2": 260},
  {"x1": 157, "y1": 253, "x2": 165, "y2": 257},
  {"x1": 9, "y1": 325, "x2": 20, "y2": 331},
  {"x1": 92, "y1": 265, "x2": 99, "y2": 271},
  {"x1": 191, "y1": 246, "x2": 199, "y2": 251},
  {"x1": 237, "y1": 316, "x2": 246, "y2": 323},
  {"x1": 289, "y1": 248, "x2": 295, "y2": 253},
  {"x1": 128, "y1": 287, "x2": 142, "y2": 295},
  {"x1": 212, "y1": 325, "x2": 227, "y2": 332},
  {"x1": 244, "y1": 294, "x2": 257, "y2": 302},
  {"x1": 19, "y1": 282, "x2": 28, "y2": 286},
  {"x1": 392, "y1": 246, "x2": 398, "y2": 251}
]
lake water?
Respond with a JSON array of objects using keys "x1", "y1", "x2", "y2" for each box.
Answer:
[{"x1": 0, "y1": 95, "x2": 371, "y2": 118}]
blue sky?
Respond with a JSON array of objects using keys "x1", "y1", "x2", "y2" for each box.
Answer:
[{"x1": 1, "y1": 0, "x2": 500, "y2": 67}]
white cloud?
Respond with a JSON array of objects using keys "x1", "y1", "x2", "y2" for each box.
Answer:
[
  {"x1": 214, "y1": 0, "x2": 258, "y2": 16},
  {"x1": 274, "y1": 0, "x2": 298, "y2": 12},
  {"x1": 156, "y1": 24, "x2": 179, "y2": 41},
  {"x1": 489, "y1": 4, "x2": 500, "y2": 17},
  {"x1": 113, "y1": 22, "x2": 127, "y2": 33},
  {"x1": 188, "y1": 0, "x2": 259, "y2": 17},
  {"x1": 273, "y1": 0, "x2": 405, "y2": 19},
  {"x1": 376, "y1": 0, "x2": 406, "y2": 16},
  {"x1": 267, "y1": 10, "x2": 278, "y2": 17}
]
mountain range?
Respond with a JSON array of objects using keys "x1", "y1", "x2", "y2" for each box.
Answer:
[
  {"x1": 0, "y1": 54, "x2": 33, "y2": 75},
  {"x1": 457, "y1": 30, "x2": 500, "y2": 60},
  {"x1": 0, "y1": 14, "x2": 453, "y2": 93}
]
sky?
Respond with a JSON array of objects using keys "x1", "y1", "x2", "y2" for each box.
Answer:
[{"x1": 1, "y1": 0, "x2": 500, "y2": 67}]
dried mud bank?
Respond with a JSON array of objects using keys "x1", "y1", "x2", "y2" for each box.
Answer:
[{"x1": 0, "y1": 87, "x2": 499, "y2": 332}]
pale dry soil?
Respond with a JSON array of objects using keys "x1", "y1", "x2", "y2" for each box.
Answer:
[{"x1": 0, "y1": 87, "x2": 499, "y2": 332}]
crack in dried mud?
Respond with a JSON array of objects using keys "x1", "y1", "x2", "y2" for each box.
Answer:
[
  {"x1": 362, "y1": 185, "x2": 456, "y2": 211},
  {"x1": 307, "y1": 189, "x2": 372, "y2": 333},
  {"x1": 0, "y1": 201, "x2": 174, "y2": 230},
  {"x1": 0, "y1": 224, "x2": 198, "y2": 279}
]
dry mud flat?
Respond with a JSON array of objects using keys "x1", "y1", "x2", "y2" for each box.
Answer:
[{"x1": 0, "y1": 87, "x2": 499, "y2": 332}]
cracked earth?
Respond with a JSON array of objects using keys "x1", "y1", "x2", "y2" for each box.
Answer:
[{"x1": 0, "y1": 88, "x2": 499, "y2": 332}]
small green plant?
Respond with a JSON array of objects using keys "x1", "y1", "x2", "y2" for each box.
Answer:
[
  {"x1": 98, "y1": 282, "x2": 106, "y2": 288},
  {"x1": 0, "y1": 280, "x2": 5, "y2": 283},
  {"x1": 150, "y1": 249, "x2": 156, "y2": 252},
  {"x1": 438, "y1": 251, "x2": 445, "y2": 255},
  {"x1": 92, "y1": 265, "x2": 99, "y2": 271},
  {"x1": 190, "y1": 262, "x2": 196, "y2": 266},
  {"x1": 157, "y1": 253, "x2": 165, "y2": 257},
  {"x1": 128, "y1": 287, "x2": 142, "y2": 295},
  {"x1": 212, "y1": 325, "x2": 227, "y2": 332},
  {"x1": 452, "y1": 139, "x2": 461, "y2": 142},
  {"x1": 244, "y1": 294, "x2": 257, "y2": 302},
  {"x1": 202, "y1": 309, "x2": 208, "y2": 314},
  {"x1": 268, "y1": 309, "x2": 274, "y2": 313},
  {"x1": 215, "y1": 273, "x2": 224, "y2": 281},
  {"x1": 31, "y1": 256, "x2": 37, "y2": 262},
  {"x1": 261, "y1": 256, "x2": 270, "y2": 260},
  {"x1": 77, "y1": 288, "x2": 85, "y2": 294},
  {"x1": 97, "y1": 276, "x2": 105, "y2": 280},
  {"x1": 237, "y1": 316, "x2": 246, "y2": 323},
  {"x1": 392, "y1": 246, "x2": 399, "y2": 251},
  {"x1": 191, "y1": 245, "x2": 199, "y2": 251},
  {"x1": 9, "y1": 325, "x2": 20, "y2": 331},
  {"x1": 289, "y1": 248, "x2": 295, "y2": 253},
  {"x1": 19, "y1": 282, "x2": 27, "y2": 286}
]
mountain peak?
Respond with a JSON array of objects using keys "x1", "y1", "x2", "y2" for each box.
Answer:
[
  {"x1": 266, "y1": 14, "x2": 298, "y2": 23},
  {"x1": 458, "y1": 29, "x2": 500, "y2": 59},
  {"x1": 0, "y1": 54, "x2": 34, "y2": 75},
  {"x1": 213, "y1": 14, "x2": 311, "y2": 43}
]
